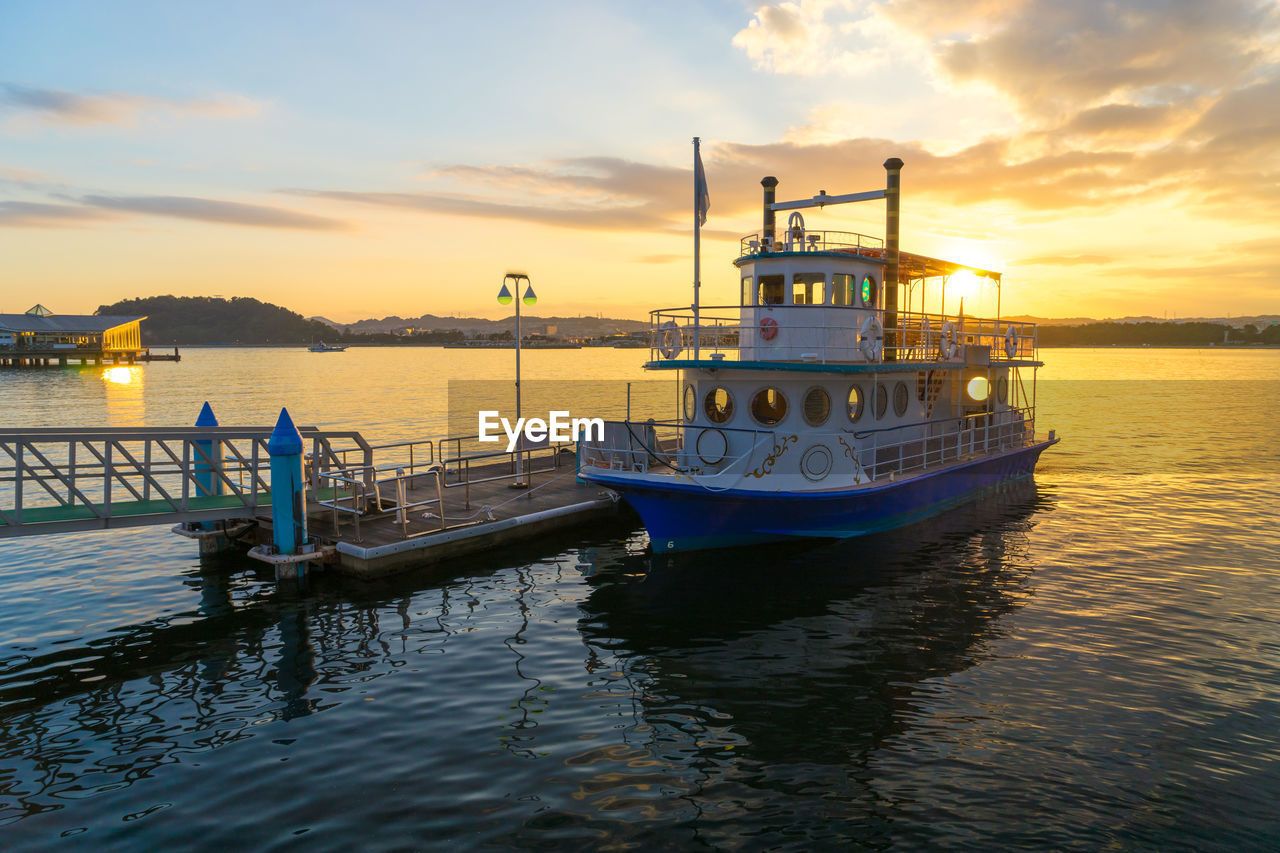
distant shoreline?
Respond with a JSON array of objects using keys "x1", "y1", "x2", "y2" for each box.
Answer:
[{"x1": 158, "y1": 343, "x2": 1280, "y2": 350}]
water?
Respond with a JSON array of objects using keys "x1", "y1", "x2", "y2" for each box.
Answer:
[{"x1": 1, "y1": 347, "x2": 1278, "y2": 849}]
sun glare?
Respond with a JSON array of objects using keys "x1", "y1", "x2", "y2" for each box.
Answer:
[{"x1": 103, "y1": 366, "x2": 138, "y2": 385}]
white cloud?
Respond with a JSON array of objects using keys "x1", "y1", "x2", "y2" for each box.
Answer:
[{"x1": 731, "y1": 0, "x2": 897, "y2": 76}]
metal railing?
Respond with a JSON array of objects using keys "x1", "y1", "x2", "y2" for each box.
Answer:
[
  {"x1": 739, "y1": 229, "x2": 884, "y2": 257},
  {"x1": 316, "y1": 462, "x2": 449, "y2": 540},
  {"x1": 0, "y1": 426, "x2": 370, "y2": 537},
  {"x1": 649, "y1": 306, "x2": 1037, "y2": 364},
  {"x1": 581, "y1": 407, "x2": 1038, "y2": 487},
  {"x1": 313, "y1": 432, "x2": 577, "y2": 539}
]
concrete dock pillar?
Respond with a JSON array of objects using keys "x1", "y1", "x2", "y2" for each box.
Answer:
[{"x1": 268, "y1": 407, "x2": 308, "y2": 578}]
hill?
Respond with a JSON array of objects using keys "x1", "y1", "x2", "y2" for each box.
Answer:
[
  {"x1": 1038, "y1": 321, "x2": 1280, "y2": 347},
  {"x1": 97, "y1": 296, "x2": 337, "y2": 345}
]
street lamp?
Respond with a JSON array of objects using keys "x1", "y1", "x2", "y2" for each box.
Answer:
[{"x1": 500, "y1": 272, "x2": 536, "y2": 487}]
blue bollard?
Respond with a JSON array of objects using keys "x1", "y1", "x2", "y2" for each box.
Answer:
[
  {"x1": 267, "y1": 407, "x2": 307, "y2": 557},
  {"x1": 194, "y1": 401, "x2": 222, "y2": 499}
]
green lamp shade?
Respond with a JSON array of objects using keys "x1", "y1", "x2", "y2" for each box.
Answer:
[
  {"x1": 522, "y1": 285, "x2": 538, "y2": 306},
  {"x1": 497, "y1": 283, "x2": 513, "y2": 305}
]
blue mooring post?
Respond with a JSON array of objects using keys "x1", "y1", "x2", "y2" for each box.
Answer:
[
  {"x1": 194, "y1": 401, "x2": 222, "y2": 499},
  {"x1": 267, "y1": 407, "x2": 307, "y2": 562}
]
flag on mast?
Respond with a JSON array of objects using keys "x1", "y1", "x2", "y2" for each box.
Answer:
[{"x1": 695, "y1": 145, "x2": 710, "y2": 226}]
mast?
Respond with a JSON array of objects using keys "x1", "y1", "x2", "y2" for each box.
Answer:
[{"x1": 693, "y1": 137, "x2": 704, "y2": 360}]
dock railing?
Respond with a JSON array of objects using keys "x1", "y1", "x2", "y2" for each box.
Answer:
[
  {"x1": 0, "y1": 425, "x2": 370, "y2": 537},
  {"x1": 313, "y1": 432, "x2": 578, "y2": 538}
]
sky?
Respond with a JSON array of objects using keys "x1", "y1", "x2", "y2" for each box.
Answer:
[{"x1": 1, "y1": 0, "x2": 1277, "y2": 323}]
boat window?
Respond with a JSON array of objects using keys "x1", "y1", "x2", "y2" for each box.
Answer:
[
  {"x1": 874, "y1": 384, "x2": 888, "y2": 420},
  {"x1": 802, "y1": 387, "x2": 831, "y2": 426},
  {"x1": 997, "y1": 375, "x2": 1008, "y2": 404},
  {"x1": 704, "y1": 387, "x2": 734, "y2": 424},
  {"x1": 792, "y1": 273, "x2": 825, "y2": 305},
  {"x1": 750, "y1": 388, "x2": 788, "y2": 425},
  {"x1": 683, "y1": 384, "x2": 696, "y2": 422},
  {"x1": 861, "y1": 275, "x2": 876, "y2": 307},
  {"x1": 967, "y1": 376, "x2": 990, "y2": 401},
  {"x1": 741, "y1": 276, "x2": 753, "y2": 306},
  {"x1": 847, "y1": 385, "x2": 865, "y2": 422},
  {"x1": 758, "y1": 275, "x2": 784, "y2": 305},
  {"x1": 893, "y1": 381, "x2": 909, "y2": 417},
  {"x1": 832, "y1": 274, "x2": 853, "y2": 306}
]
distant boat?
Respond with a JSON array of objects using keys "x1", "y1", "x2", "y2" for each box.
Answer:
[{"x1": 308, "y1": 342, "x2": 348, "y2": 352}]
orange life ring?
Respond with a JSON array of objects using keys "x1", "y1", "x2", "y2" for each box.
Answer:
[{"x1": 760, "y1": 316, "x2": 779, "y2": 341}]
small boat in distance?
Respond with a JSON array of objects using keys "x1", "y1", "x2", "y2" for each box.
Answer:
[
  {"x1": 308, "y1": 341, "x2": 348, "y2": 352},
  {"x1": 578, "y1": 156, "x2": 1058, "y2": 553}
]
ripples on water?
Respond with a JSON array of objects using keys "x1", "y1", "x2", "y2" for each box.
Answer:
[{"x1": 0, "y1": 349, "x2": 1278, "y2": 849}]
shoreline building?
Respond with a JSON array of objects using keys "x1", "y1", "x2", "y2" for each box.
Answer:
[{"x1": 0, "y1": 304, "x2": 148, "y2": 367}]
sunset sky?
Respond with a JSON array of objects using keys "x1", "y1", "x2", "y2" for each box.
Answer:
[{"x1": 2, "y1": 0, "x2": 1277, "y2": 323}]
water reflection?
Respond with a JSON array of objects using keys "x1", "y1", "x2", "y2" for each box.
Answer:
[
  {"x1": 98, "y1": 365, "x2": 146, "y2": 427},
  {"x1": 0, "y1": 482, "x2": 1051, "y2": 846},
  {"x1": 526, "y1": 481, "x2": 1049, "y2": 844}
]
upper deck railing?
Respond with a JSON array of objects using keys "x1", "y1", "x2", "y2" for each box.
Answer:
[
  {"x1": 738, "y1": 229, "x2": 884, "y2": 258},
  {"x1": 649, "y1": 306, "x2": 1037, "y2": 366}
]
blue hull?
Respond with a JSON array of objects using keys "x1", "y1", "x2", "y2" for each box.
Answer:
[{"x1": 583, "y1": 440, "x2": 1056, "y2": 553}]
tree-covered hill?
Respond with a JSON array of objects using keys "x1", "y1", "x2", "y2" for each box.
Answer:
[
  {"x1": 96, "y1": 296, "x2": 339, "y2": 345},
  {"x1": 1037, "y1": 321, "x2": 1280, "y2": 347}
]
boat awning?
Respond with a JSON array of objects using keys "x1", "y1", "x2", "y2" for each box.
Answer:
[{"x1": 899, "y1": 251, "x2": 1001, "y2": 282}]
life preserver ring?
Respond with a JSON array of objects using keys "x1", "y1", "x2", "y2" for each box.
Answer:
[
  {"x1": 658, "y1": 320, "x2": 682, "y2": 359},
  {"x1": 858, "y1": 315, "x2": 883, "y2": 361},
  {"x1": 695, "y1": 428, "x2": 728, "y2": 465},
  {"x1": 940, "y1": 322, "x2": 960, "y2": 359},
  {"x1": 1004, "y1": 325, "x2": 1018, "y2": 359},
  {"x1": 759, "y1": 316, "x2": 779, "y2": 341}
]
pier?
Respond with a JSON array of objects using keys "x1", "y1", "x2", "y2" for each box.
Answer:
[
  {"x1": 0, "y1": 415, "x2": 619, "y2": 579},
  {"x1": 0, "y1": 304, "x2": 179, "y2": 368}
]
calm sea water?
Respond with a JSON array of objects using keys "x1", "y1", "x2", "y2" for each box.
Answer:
[{"x1": 0, "y1": 347, "x2": 1278, "y2": 850}]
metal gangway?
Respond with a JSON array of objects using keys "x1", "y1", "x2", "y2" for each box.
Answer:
[{"x1": 0, "y1": 426, "x2": 373, "y2": 538}]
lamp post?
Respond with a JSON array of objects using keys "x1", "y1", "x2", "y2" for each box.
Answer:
[{"x1": 498, "y1": 272, "x2": 537, "y2": 487}]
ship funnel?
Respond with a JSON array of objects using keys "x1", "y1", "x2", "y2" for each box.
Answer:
[
  {"x1": 761, "y1": 176, "x2": 778, "y2": 246},
  {"x1": 883, "y1": 157, "x2": 903, "y2": 362}
]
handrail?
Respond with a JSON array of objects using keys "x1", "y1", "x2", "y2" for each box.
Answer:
[
  {"x1": 738, "y1": 229, "x2": 884, "y2": 257},
  {"x1": 580, "y1": 406, "x2": 1038, "y2": 487},
  {"x1": 646, "y1": 305, "x2": 1038, "y2": 364}
]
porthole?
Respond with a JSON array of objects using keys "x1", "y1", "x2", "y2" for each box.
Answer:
[
  {"x1": 861, "y1": 275, "x2": 876, "y2": 306},
  {"x1": 967, "y1": 376, "x2": 990, "y2": 401},
  {"x1": 704, "y1": 387, "x2": 734, "y2": 424},
  {"x1": 802, "y1": 386, "x2": 831, "y2": 426},
  {"x1": 847, "y1": 385, "x2": 865, "y2": 423},
  {"x1": 874, "y1": 385, "x2": 888, "y2": 420},
  {"x1": 997, "y1": 375, "x2": 1008, "y2": 404},
  {"x1": 683, "y1": 384, "x2": 696, "y2": 422},
  {"x1": 750, "y1": 387, "x2": 788, "y2": 425},
  {"x1": 893, "y1": 381, "x2": 909, "y2": 417}
]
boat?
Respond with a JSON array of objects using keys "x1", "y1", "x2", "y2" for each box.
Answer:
[
  {"x1": 308, "y1": 341, "x2": 348, "y2": 352},
  {"x1": 578, "y1": 157, "x2": 1058, "y2": 553}
]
